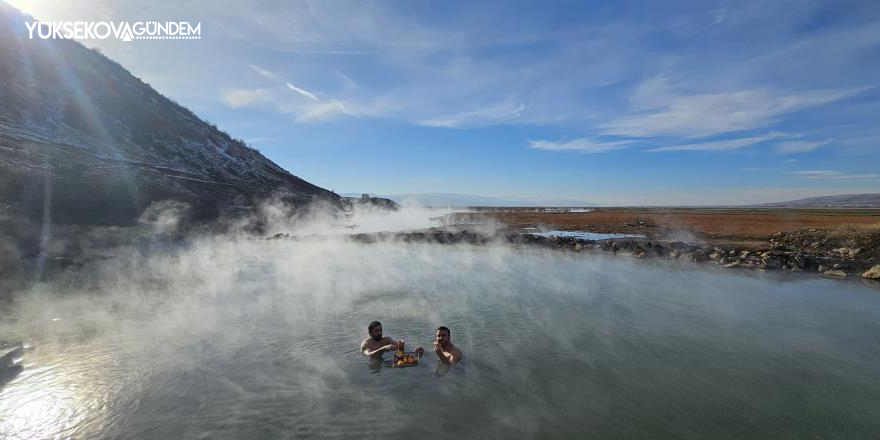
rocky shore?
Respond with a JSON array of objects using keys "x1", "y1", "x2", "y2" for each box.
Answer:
[
  {"x1": 269, "y1": 227, "x2": 880, "y2": 283},
  {"x1": 512, "y1": 231, "x2": 880, "y2": 281}
]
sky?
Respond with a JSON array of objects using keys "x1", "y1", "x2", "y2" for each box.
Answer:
[{"x1": 6, "y1": 0, "x2": 880, "y2": 205}]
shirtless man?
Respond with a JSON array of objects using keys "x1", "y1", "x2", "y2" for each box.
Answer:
[
  {"x1": 360, "y1": 321, "x2": 406, "y2": 358},
  {"x1": 433, "y1": 326, "x2": 462, "y2": 364},
  {"x1": 361, "y1": 321, "x2": 397, "y2": 357}
]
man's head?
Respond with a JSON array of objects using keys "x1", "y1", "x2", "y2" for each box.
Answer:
[
  {"x1": 368, "y1": 321, "x2": 383, "y2": 341},
  {"x1": 436, "y1": 326, "x2": 451, "y2": 348}
]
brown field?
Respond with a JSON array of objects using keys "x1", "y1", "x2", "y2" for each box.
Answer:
[{"x1": 461, "y1": 208, "x2": 880, "y2": 247}]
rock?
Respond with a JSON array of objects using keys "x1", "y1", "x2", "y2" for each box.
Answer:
[
  {"x1": 740, "y1": 250, "x2": 751, "y2": 259},
  {"x1": 692, "y1": 251, "x2": 711, "y2": 262},
  {"x1": 723, "y1": 262, "x2": 741, "y2": 268},
  {"x1": 823, "y1": 270, "x2": 847, "y2": 277},
  {"x1": 669, "y1": 249, "x2": 681, "y2": 259},
  {"x1": 762, "y1": 256, "x2": 782, "y2": 269},
  {"x1": 862, "y1": 265, "x2": 880, "y2": 279},
  {"x1": 817, "y1": 264, "x2": 827, "y2": 273}
]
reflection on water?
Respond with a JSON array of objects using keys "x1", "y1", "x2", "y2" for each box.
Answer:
[
  {"x1": 1, "y1": 241, "x2": 880, "y2": 439},
  {"x1": 530, "y1": 230, "x2": 646, "y2": 240}
]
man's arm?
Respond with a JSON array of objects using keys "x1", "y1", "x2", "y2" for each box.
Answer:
[
  {"x1": 361, "y1": 338, "x2": 396, "y2": 357},
  {"x1": 434, "y1": 343, "x2": 461, "y2": 365}
]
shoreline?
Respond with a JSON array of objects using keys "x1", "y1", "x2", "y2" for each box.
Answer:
[{"x1": 267, "y1": 225, "x2": 880, "y2": 284}]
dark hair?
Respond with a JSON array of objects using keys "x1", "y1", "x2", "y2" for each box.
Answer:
[
  {"x1": 368, "y1": 321, "x2": 382, "y2": 332},
  {"x1": 437, "y1": 326, "x2": 450, "y2": 336}
]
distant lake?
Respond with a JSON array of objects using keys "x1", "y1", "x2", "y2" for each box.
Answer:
[{"x1": 2, "y1": 240, "x2": 879, "y2": 439}]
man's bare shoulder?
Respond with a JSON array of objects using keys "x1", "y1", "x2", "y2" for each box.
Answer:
[{"x1": 450, "y1": 345, "x2": 463, "y2": 361}]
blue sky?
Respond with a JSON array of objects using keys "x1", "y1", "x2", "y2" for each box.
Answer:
[{"x1": 8, "y1": 0, "x2": 880, "y2": 204}]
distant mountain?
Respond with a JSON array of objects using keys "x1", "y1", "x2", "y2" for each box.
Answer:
[
  {"x1": 0, "y1": 4, "x2": 337, "y2": 226},
  {"x1": 342, "y1": 192, "x2": 598, "y2": 207},
  {"x1": 753, "y1": 193, "x2": 880, "y2": 208}
]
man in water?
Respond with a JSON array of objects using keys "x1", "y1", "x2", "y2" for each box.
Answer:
[
  {"x1": 432, "y1": 326, "x2": 462, "y2": 364},
  {"x1": 361, "y1": 320, "x2": 407, "y2": 358}
]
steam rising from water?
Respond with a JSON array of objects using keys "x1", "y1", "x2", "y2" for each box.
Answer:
[{"x1": 1, "y1": 204, "x2": 879, "y2": 438}]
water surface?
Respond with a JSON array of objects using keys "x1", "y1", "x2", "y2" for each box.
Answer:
[{"x1": 1, "y1": 240, "x2": 878, "y2": 439}]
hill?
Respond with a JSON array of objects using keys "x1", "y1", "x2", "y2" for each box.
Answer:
[
  {"x1": 0, "y1": 3, "x2": 338, "y2": 227},
  {"x1": 753, "y1": 193, "x2": 880, "y2": 208}
]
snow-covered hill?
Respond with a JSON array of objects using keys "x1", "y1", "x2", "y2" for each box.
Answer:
[{"x1": 0, "y1": 3, "x2": 337, "y2": 225}]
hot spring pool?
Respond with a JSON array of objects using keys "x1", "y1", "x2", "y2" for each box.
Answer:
[{"x1": 1, "y1": 239, "x2": 879, "y2": 439}]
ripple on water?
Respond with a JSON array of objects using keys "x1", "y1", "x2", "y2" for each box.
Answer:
[{"x1": 1, "y1": 244, "x2": 880, "y2": 439}]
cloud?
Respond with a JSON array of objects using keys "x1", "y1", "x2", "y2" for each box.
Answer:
[
  {"x1": 528, "y1": 137, "x2": 631, "y2": 153},
  {"x1": 775, "y1": 139, "x2": 831, "y2": 154},
  {"x1": 419, "y1": 99, "x2": 526, "y2": 128},
  {"x1": 646, "y1": 132, "x2": 788, "y2": 152},
  {"x1": 249, "y1": 64, "x2": 281, "y2": 81},
  {"x1": 222, "y1": 66, "x2": 356, "y2": 122},
  {"x1": 604, "y1": 87, "x2": 868, "y2": 138},
  {"x1": 786, "y1": 170, "x2": 880, "y2": 181},
  {"x1": 296, "y1": 99, "x2": 357, "y2": 122},
  {"x1": 220, "y1": 88, "x2": 271, "y2": 108},
  {"x1": 286, "y1": 82, "x2": 320, "y2": 102}
]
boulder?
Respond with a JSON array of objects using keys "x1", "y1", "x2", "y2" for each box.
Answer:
[
  {"x1": 823, "y1": 270, "x2": 847, "y2": 277},
  {"x1": 862, "y1": 265, "x2": 880, "y2": 279}
]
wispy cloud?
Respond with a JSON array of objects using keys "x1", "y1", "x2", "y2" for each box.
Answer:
[
  {"x1": 787, "y1": 170, "x2": 880, "y2": 181},
  {"x1": 419, "y1": 99, "x2": 525, "y2": 128},
  {"x1": 249, "y1": 64, "x2": 281, "y2": 81},
  {"x1": 604, "y1": 87, "x2": 868, "y2": 138},
  {"x1": 285, "y1": 82, "x2": 320, "y2": 102},
  {"x1": 296, "y1": 99, "x2": 356, "y2": 122},
  {"x1": 646, "y1": 132, "x2": 787, "y2": 152},
  {"x1": 222, "y1": 63, "x2": 357, "y2": 122},
  {"x1": 529, "y1": 137, "x2": 631, "y2": 153},
  {"x1": 221, "y1": 88, "x2": 271, "y2": 108},
  {"x1": 776, "y1": 138, "x2": 832, "y2": 154}
]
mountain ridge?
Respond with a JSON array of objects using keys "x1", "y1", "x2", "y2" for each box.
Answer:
[
  {"x1": 751, "y1": 193, "x2": 880, "y2": 208},
  {"x1": 0, "y1": 3, "x2": 338, "y2": 226}
]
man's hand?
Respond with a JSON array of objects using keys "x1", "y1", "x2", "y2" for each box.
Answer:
[
  {"x1": 414, "y1": 345, "x2": 424, "y2": 356},
  {"x1": 382, "y1": 344, "x2": 397, "y2": 352}
]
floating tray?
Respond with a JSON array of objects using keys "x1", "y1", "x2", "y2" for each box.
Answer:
[{"x1": 391, "y1": 351, "x2": 420, "y2": 368}]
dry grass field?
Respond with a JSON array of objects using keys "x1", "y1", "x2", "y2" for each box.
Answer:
[{"x1": 457, "y1": 208, "x2": 880, "y2": 247}]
